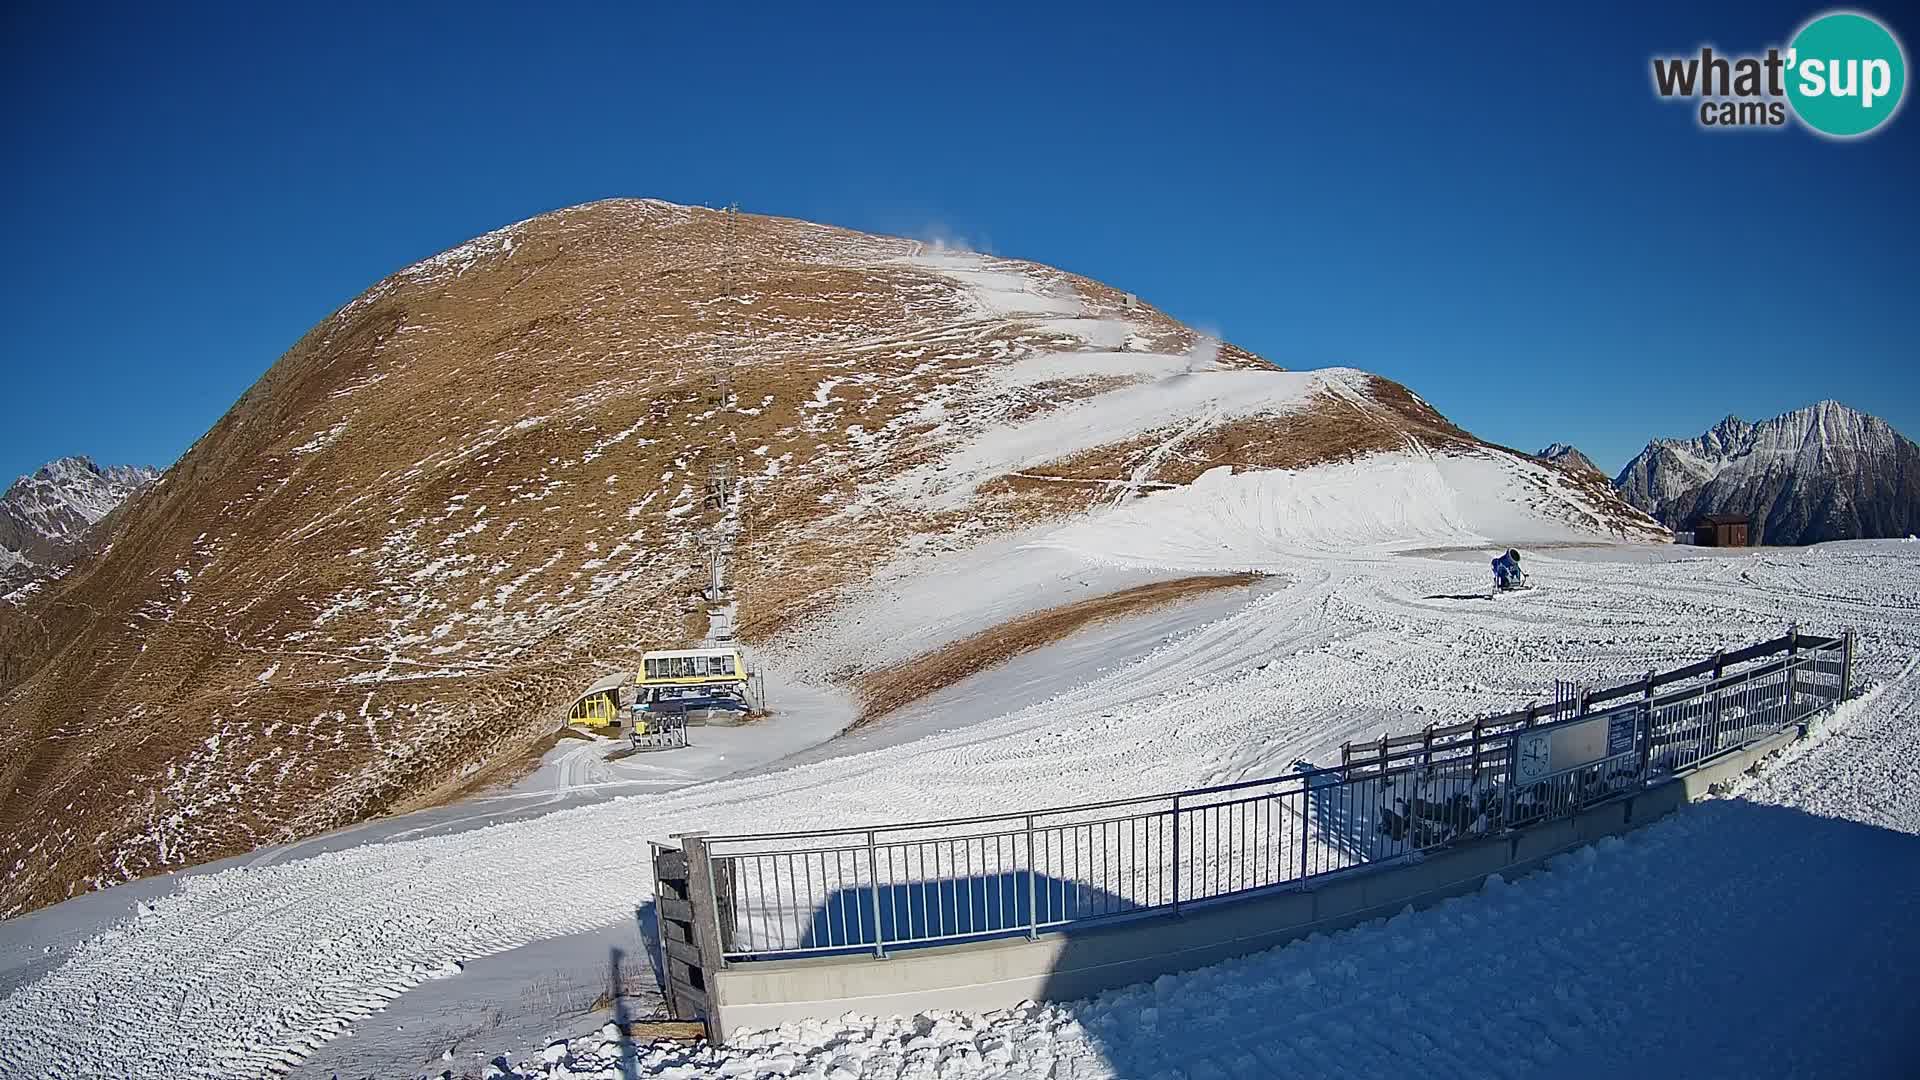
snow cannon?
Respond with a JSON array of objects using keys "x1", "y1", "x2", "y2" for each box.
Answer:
[{"x1": 1492, "y1": 549, "x2": 1530, "y2": 593}]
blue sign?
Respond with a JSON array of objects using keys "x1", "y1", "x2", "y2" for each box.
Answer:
[{"x1": 1607, "y1": 710, "x2": 1638, "y2": 757}]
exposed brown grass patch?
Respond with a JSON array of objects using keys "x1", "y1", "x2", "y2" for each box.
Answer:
[{"x1": 853, "y1": 573, "x2": 1262, "y2": 726}]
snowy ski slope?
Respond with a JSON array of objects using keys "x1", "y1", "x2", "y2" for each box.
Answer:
[
  {"x1": 1, "y1": 534, "x2": 1916, "y2": 1078},
  {"x1": 527, "y1": 670, "x2": 1920, "y2": 1080}
]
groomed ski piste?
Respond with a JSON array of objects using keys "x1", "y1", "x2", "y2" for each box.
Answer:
[
  {"x1": 2, "y1": 250, "x2": 1917, "y2": 1078},
  {"x1": 3, "y1": 526, "x2": 1918, "y2": 1078}
]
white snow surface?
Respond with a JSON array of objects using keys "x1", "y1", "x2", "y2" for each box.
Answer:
[
  {"x1": 892, "y1": 367, "x2": 1369, "y2": 512},
  {"x1": 3, "y1": 532, "x2": 1918, "y2": 1078},
  {"x1": 908, "y1": 251, "x2": 1085, "y2": 319},
  {"x1": 982, "y1": 348, "x2": 1195, "y2": 391},
  {"x1": 1039, "y1": 451, "x2": 1611, "y2": 567},
  {"x1": 498, "y1": 593, "x2": 1920, "y2": 1080},
  {"x1": 508, "y1": 684, "x2": 1920, "y2": 1079}
]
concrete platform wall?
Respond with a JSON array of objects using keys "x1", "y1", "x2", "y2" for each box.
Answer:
[{"x1": 707, "y1": 726, "x2": 1800, "y2": 1040}]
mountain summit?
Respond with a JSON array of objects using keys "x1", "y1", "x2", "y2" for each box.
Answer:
[
  {"x1": 1536, "y1": 443, "x2": 1603, "y2": 479},
  {"x1": 1615, "y1": 401, "x2": 1920, "y2": 544},
  {"x1": 0, "y1": 199, "x2": 1663, "y2": 912}
]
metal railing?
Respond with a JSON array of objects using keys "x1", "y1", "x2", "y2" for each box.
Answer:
[{"x1": 695, "y1": 630, "x2": 1852, "y2": 961}]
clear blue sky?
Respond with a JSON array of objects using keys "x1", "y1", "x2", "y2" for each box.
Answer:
[{"x1": 2, "y1": 1, "x2": 1914, "y2": 482}]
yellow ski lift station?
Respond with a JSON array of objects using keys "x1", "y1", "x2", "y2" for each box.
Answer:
[{"x1": 566, "y1": 670, "x2": 629, "y2": 729}]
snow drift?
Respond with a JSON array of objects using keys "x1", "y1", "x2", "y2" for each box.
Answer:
[{"x1": 1040, "y1": 451, "x2": 1641, "y2": 568}]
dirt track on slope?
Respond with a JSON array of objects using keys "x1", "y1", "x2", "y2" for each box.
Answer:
[{"x1": 853, "y1": 572, "x2": 1263, "y2": 727}]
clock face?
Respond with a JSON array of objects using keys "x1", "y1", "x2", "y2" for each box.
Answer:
[{"x1": 1515, "y1": 734, "x2": 1552, "y2": 782}]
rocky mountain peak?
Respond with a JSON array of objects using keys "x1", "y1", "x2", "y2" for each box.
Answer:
[
  {"x1": 1537, "y1": 443, "x2": 1602, "y2": 477},
  {"x1": 1, "y1": 455, "x2": 160, "y2": 581},
  {"x1": 1615, "y1": 401, "x2": 1918, "y2": 544}
]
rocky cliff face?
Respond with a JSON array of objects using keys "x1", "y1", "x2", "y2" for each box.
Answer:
[{"x1": 1615, "y1": 401, "x2": 1920, "y2": 544}]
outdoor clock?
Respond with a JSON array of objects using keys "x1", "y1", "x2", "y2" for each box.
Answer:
[{"x1": 1515, "y1": 732, "x2": 1553, "y2": 783}]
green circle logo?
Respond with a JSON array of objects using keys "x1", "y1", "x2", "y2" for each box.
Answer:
[{"x1": 1787, "y1": 11, "x2": 1907, "y2": 137}]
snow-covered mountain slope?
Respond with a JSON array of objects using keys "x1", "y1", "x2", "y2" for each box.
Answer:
[
  {"x1": 2, "y1": 541, "x2": 1913, "y2": 1079},
  {"x1": 1616, "y1": 401, "x2": 1920, "y2": 544},
  {"x1": 0, "y1": 199, "x2": 1663, "y2": 915},
  {"x1": 1536, "y1": 441, "x2": 1602, "y2": 479},
  {"x1": 0, "y1": 456, "x2": 157, "y2": 587},
  {"x1": 1037, "y1": 452, "x2": 1647, "y2": 568}
]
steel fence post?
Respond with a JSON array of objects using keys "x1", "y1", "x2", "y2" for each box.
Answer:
[
  {"x1": 1025, "y1": 815, "x2": 1039, "y2": 940},
  {"x1": 1786, "y1": 631, "x2": 1799, "y2": 721},
  {"x1": 1638, "y1": 700, "x2": 1653, "y2": 785},
  {"x1": 1170, "y1": 793, "x2": 1182, "y2": 912},
  {"x1": 1711, "y1": 654, "x2": 1724, "y2": 751},
  {"x1": 1842, "y1": 630, "x2": 1854, "y2": 701},
  {"x1": 1502, "y1": 739, "x2": 1515, "y2": 830},
  {"x1": 865, "y1": 831, "x2": 885, "y2": 959},
  {"x1": 1295, "y1": 782, "x2": 1311, "y2": 881},
  {"x1": 1639, "y1": 671, "x2": 1656, "y2": 778},
  {"x1": 1469, "y1": 719, "x2": 1483, "y2": 788}
]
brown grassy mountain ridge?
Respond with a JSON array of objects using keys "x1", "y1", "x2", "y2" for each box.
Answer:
[{"x1": 0, "y1": 199, "x2": 1662, "y2": 914}]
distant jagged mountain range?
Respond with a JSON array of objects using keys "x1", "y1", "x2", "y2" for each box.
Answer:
[
  {"x1": 1614, "y1": 401, "x2": 1920, "y2": 545},
  {"x1": 0, "y1": 456, "x2": 160, "y2": 591}
]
